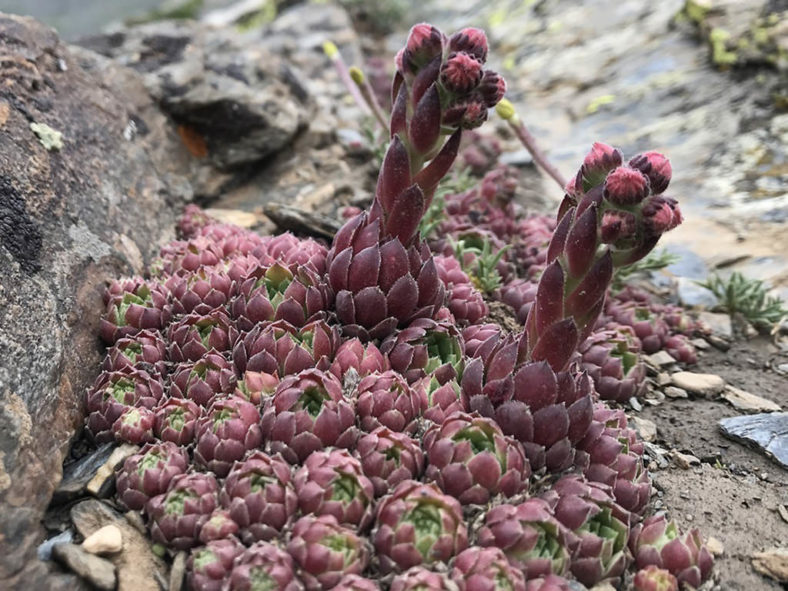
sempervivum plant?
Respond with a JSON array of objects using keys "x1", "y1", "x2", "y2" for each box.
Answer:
[
  {"x1": 112, "y1": 406, "x2": 156, "y2": 444},
  {"x1": 257, "y1": 233, "x2": 329, "y2": 276},
  {"x1": 232, "y1": 319, "x2": 340, "y2": 377},
  {"x1": 355, "y1": 428, "x2": 425, "y2": 497},
  {"x1": 235, "y1": 370, "x2": 280, "y2": 405},
  {"x1": 169, "y1": 352, "x2": 237, "y2": 407},
  {"x1": 193, "y1": 396, "x2": 263, "y2": 477},
  {"x1": 225, "y1": 541, "x2": 304, "y2": 591},
  {"x1": 356, "y1": 371, "x2": 424, "y2": 434},
  {"x1": 477, "y1": 499, "x2": 570, "y2": 580},
  {"x1": 630, "y1": 515, "x2": 713, "y2": 589},
  {"x1": 390, "y1": 567, "x2": 459, "y2": 591},
  {"x1": 85, "y1": 367, "x2": 165, "y2": 443},
  {"x1": 154, "y1": 398, "x2": 202, "y2": 445},
  {"x1": 578, "y1": 327, "x2": 646, "y2": 403},
  {"x1": 220, "y1": 450, "x2": 297, "y2": 543},
  {"x1": 115, "y1": 441, "x2": 189, "y2": 511},
  {"x1": 373, "y1": 479, "x2": 468, "y2": 573},
  {"x1": 293, "y1": 448, "x2": 376, "y2": 529},
  {"x1": 541, "y1": 475, "x2": 630, "y2": 587},
  {"x1": 382, "y1": 318, "x2": 466, "y2": 385},
  {"x1": 332, "y1": 574, "x2": 380, "y2": 590},
  {"x1": 152, "y1": 237, "x2": 225, "y2": 278},
  {"x1": 231, "y1": 262, "x2": 331, "y2": 330},
  {"x1": 523, "y1": 575, "x2": 573, "y2": 591},
  {"x1": 187, "y1": 537, "x2": 245, "y2": 591},
  {"x1": 633, "y1": 565, "x2": 679, "y2": 591},
  {"x1": 166, "y1": 266, "x2": 235, "y2": 315},
  {"x1": 100, "y1": 278, "x2": 171, "y2": 343},
  {"x1": 449, "y1": 546, "x2": 526, "y2": 591},
  {"x1": 261, "y1": 369, "x2": 357, "y2": 463},
  {"x1": 420, "y1": 378, "x2": 468, "y2": 424},
  {"x1": 287, "y1": 514, "x2": 370, "y2": 590},
  {"x1": 167, "y1": 309, "x2": 237, "y2": 362},
  {"x1": 577, "y1": 405, "x2": 651, "y2": 515},
  {"x1": 329, "y1": 338, "x2": 390, "y2": 380},
  {"x1": 198, "y1": 509, "x2": 240, "y2": 543},
  {"x1": 326, "y1": 24, "x2": 505, "y2": 340},
  {"x1": 422, "y1": 412, "x2": 530, "y2": 505},
  {"x1": 497, "y1": 277, "x2": 538, "y2": 325},
  {"x1": 101, "y1": 329, "x2": 168, "y2": 376},
  {"x1": 147, "y1": 471, "x2": 220, "y2": 550},
  {"x1": 434, "y1": 254, "x2": 488, "y2": 325}
]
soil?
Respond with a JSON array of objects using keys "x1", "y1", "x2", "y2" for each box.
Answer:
[{"x1": 638, "y1": 337, "x2": 788, "y2": 590}]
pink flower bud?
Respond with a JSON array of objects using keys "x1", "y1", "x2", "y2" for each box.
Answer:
[
  {"x1": 581, "y1": 142, "x2": 623, "y2": 188},
  {"x1": 600, "y1": 210, "x2": 637, "y2": 243},
  {"x1": 630, "y1": 151, "x2": 672, "y2": 194},
  {"x1": 604, "y1": 166, "x2": 650, "y2": 205},
  {"x1": 478, "y1": 70, "x2": 506, "y2": 108},
  {"x1": 441, "y1": 52, "x2": 483, "y2": 93},
  {"x1": 643, "y1": 196, "x2": 682, "y2": 234},
  {"x1": 402, "y1": 24, "x2": 445, "y2": 73},
  {"x1": 449, "y1": 28, "x2": 488, "y2": 62}
]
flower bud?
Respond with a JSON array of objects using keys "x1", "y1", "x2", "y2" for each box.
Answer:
[
  {"x1": 402, "y1": 24, "x2": 445, "y2": 74},
  {"x1": 642, "y1": 196, "x2": 682, "y2": 234},
  {"x1": 604, "y1": 166, "x2": 650, "y2": 205},
  {"x1": 600, "y1": 210, "x2": 637, "y2": 244},
  {"x1": 441, "y1": 52, "x2": 483, "y2": 93},
  {"x1": 630, "y1": 151, "x2": 672, "y2": 194},
  {"x1": 581, "y1": 142, "x2": 623, "y2": 189},
  {"x1": 449, "y1": 27, "x2": 488, "y2": 62},
  {"x1": 478, "y1": 70, "x2": 506, "y2": 108}
]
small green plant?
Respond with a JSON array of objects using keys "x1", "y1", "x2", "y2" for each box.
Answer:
[
  {"x1": 698, "y1": 272, "x2": 787, "y2": 329},
  {"x1": 452, "y1": 236, "x2": 510, "y2": 294},
  {"x1": 612, "y1": 249, "x2": 679, "y2": 291},
  {"x1": 418, "y1": 168, "x2": 476, "y2": 239}
]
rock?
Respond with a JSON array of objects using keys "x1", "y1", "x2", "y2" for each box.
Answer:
[
  {"x1": 631, "y1": 416, "x2": 658, "y2": 442},
  {"x1": 262, "y1": 202, "x2": 341, "y2": 240},
  {"x1": 671, "y1": 450, "x2": 701, "y2": 469},
  {"x1": 629, "y1": 397, "x2": 643, "y2": 412},
  {"x1": 204, "y1": 208, "x2": 264, "y2": 230},
  {"x1": 706, "y1": 536, "x2": 725, "y2": 557},
  {"x1": 752, "y1": 548, "x2": 788, "y2": 583},
  {"x1": 37, "y1": 531, "x2": 74, "y2": 561},
  {"x1": 719, "y1": 413, "x2": 788, "y2": 469},
  {"x1": 644, "y1": 351, "x2": 678, "y2": 367},
  {"x1": 706, "y1": 334, "x2": 732, "y2": 351},
  {"x1": 779, "y1": 504, "x2": 788, "y2": 524},
  {"x1": 169, "y1": 551, "x2": 187, "y2": 591},
  {"x1": 664, "y1": 386, "x2": 689, "y2": 399},
  {"x1": 721, "y1": 386, "x2": 781, "y2": 413},
  {"x1": 670, "y1": 372, "x2": 725, "y2": 397},
  {"x1": 696, "y1": 311, "x2": 733, "y2": 339},
  {"x1": 52, "y1": 543, "x2": 116, "y2": 591},
  {"x1": 53, "y1": 443, "x2": 116, "y2": 504},
  {"x1": 86, "y1": 444, "x2": 139, "y2": 498},
  {"x1": 690, "y1": 337, "x2": 710, "y2": 350},
  {"x1": 82, "y1": 525, "x2": 122, "y2": 555},
  {"x1": 676, "y1": 277, "x2": 718, "y2": 308},
  {"x1": 0, "y1": 14, "x2": 190, "y2": 588}
]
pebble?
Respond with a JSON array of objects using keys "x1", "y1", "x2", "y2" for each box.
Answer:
[
  {"x1": 719, "y1": 413, "x2": 788, "y2": 469},
  {"x1": 82, "y1": 525, "x2": 123, "y2": 555},
  {"x1": 631, "y1": 416, "x2": 657, "y2": 442},
  {"x1": 664, "y1": 386, "x2": 689, "y2": 399},
  {"x1": 86, "y1": 444, "x2": 139, "y2": 497},
  {"x1": 672, "y1": 450, "x2": 701, "y2": 469},
  {"x1": 629, "y1": 397, "x2": 643, "y2": 412},
  {"x1": 690, "y1": 338, "x2": 710, "y2": 350},
  {"x1": 706, "y1": 537, "x2": 725, "y2": 556},
  {"x1": 656, "y1": 372, "x2": 672, "y2": 387},
  {"x1": 645, "y1": 351, "x2": 678, "y2": 367},
  {"x1": 752, "y1": 548, "x2": 788, "y2": 583},
  {"x1": 169, "y1": 551, "x2": 187, "y2": 591},
  {"x1": 670, "y1": 372, "x2": 725, "y2": 397},
  {"x1": 697, "y1": 311, "x2": 733, "y2": 339},
  {"x1": 37, "y1": 530, "x2": 74, "y2": 561},
  {"x1": 52, "y1": 543, "x2": 116, "y2": 590},
  {"x1": 721, "y1": 386, "x2": 781, "y2": 413}
]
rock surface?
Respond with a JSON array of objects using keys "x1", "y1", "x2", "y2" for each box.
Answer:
[
  {"x1": 0, "y1": 13, "x2": 191, "y2": 589},
  {"x1": 719, "y1": 412, "x2": 788, "y2": 469},
  {"x1": 752, "y1": 548, "x2": 788, "y2": 583},
  {"x1": 52, "y1": 543, "x2": 116, "y2": 591}
]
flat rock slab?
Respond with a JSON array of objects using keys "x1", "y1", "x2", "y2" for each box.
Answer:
[
  {"x1": 752, "y1": 548, "x2": 788, "y2": 583},
  {"x1": 721, "y1": 386, "x2": 781, "y2": 414},
  {"x1": 671, "y1": 371, "x2": 725, "y2": 397},
  {"x1": 719, "y1": 413, "x2": 788, "y2": 469}
]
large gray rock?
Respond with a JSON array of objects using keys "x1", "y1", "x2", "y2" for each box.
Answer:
[{"x1": 0, "y1": 13, "x2": 191, "y2": 589}]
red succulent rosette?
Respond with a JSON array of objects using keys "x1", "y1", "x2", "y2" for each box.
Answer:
[
  {"x1": 147, "y1": 472, "x2": 220, "y2": 550},
  {"x1": 115, "y1": 441, "x2": 189, "y2": 511}
]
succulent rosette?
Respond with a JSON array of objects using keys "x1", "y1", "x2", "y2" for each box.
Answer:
[
  {"x1": 218, "y1": 451, "x2": 297, "y2": 544},
  {"x1": 450, "y1": 546, "x2": 526, "y2": 591},
  {"x1": 434, "y1": 255, "x2": 488, "y2": 324},
  {"x1": 112, "y1": 406, "x2": 156, "y2": 444},
  {"x1": 100, "y1": 278, "x2": 171, "y2": 343},
  {"x1": 199, "y1": 509, "x2": 240, "y2": 543},
  {"x1": 147, "y1": 471, "x2": 220, "y2": 550},
  {"x1": 235, "y1": 370, "x2": 280, "y2": 405},
  {"x1": 604, "y1": 301, "x2": 668, "y2": 355},
  {"x1": 578, "y1": 327, "x2": 646, "y2": 403},
  {"x1": 100, "y1": 329, "x2": 168, "y2": 376},
  {"x1": 178, "y1": 204, "x2": 215, "y2": 238},
  {"x1": 168, "y1": 309, "x2": 237, "y2": 362},
  {"x1": 382, "y1": 318, "x2": 465, "y2": 385},
  {"x1": 231, "y1": 262, "x2": 331, "y2": 330},
  {"x1": 225, "y1": 541, "x2": 304, "y2": 591},
  {"x1": 523, "y1": 575, "x2": 573, "y2": 591},
  {"x1": 354, "y1": 428, "x2": 425, "y2": 497},
  {"x1": 193, "y1": 396, "x2": 264, "y2": 477},
  {"x1": 232, "y1": 319, "x2": 339, "y2": 377},
  {"x1": 422, "y1": 412, "x2": 530, "y2": 504},
  {"x1": 497, "y1": 278, "x2": 538, "y2": 325},
  {"x1": 116, "y1": 441, "x2": 190, "y2": 511},
  {"x1": 633, "y1": 565, "x2": 679, "y2": 591},
  {"x1": 166, "y1": 265, "x2": 235, "y2": 315},
  {"x1": 260, "y1": 369, "x2": 357, "y2": 464},
  {"x1": 419, "y1": 378, "x2": 468, "y2": 424},
  {"x1": 332, "y1": 574, "x2": 381, "y2": 591},
  {"x1": 154, "y1": 397, "x2": 202, "y2": 445},
  {"x1": 390, "y1": 567, "x2": 459, "y2": 591},
  {"x1": 85, "y1": 367, "x2": 165, "y2": 442},
  {"x1": 577, "y1": 405, "x2": 651, "y2": 514},
  {"x1": 287, "y1": 514, "x2": 370, "y2": 590},
  {"x1": 170, "y1": 352, "x2": 237, "y2": 407},
  {"x1": 293, "y1": 449, "x2": 375, "y2": 529},
  {"x1": 329, "y1": 338, "x2": 389, "y2": 380},
  {"x1": 373, "y1": 479, "x2": 468, "y2": 573},
  {"x1": 477, "y1": 499, "x2": 570, "y2": 579},
  {"x1": 461, "y1": 323, "x2": 503, "y2": 359},
  {"x1": 629, "y1": 515, "x2": 713, "y2": 589},
  {"x1": 541, "y1": 475, "x2": 630, "y2": 586},
  {"x1": 187, "y1": 537, "x2": 245, "y2": 591},
  {"x1": 257, "y1": 233, "x2": 329, "y2": 276},
  {"x1": 151, "y1": 236, "x2": 225, "y2": 278},
  {"x1": 356, "y1": 371, "x2": 424, "y2": 434}
]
